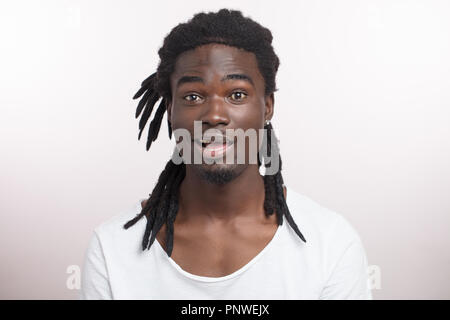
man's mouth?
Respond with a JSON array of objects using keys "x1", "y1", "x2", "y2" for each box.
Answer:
[{"x1": 193, "y1": 135, "x2": 235, "y2": 159}]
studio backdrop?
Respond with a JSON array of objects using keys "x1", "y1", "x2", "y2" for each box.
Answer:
[{"x1": 1, "y1": 0, "x2": 449, "y2": 299}]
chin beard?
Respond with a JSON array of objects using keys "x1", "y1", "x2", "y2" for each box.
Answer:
[{"x1": 193, "y1": 164, "x2": 243, "y2": 185}]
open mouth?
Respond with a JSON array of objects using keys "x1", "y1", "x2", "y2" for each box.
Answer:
[{"x1": 194, "y1": 137, "x2": 235, "y2": 159}]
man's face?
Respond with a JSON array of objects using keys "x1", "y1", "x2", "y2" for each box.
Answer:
[{"x1": 167, "y1": 43, "x2": 274, "y2": 184}]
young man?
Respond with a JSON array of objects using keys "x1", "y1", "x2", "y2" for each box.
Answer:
[{"x1": 80, "y1": 9, "x2": 372, "y2": 300}]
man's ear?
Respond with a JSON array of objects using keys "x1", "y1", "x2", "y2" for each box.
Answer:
[{"x1": 264, "y1": 93, "x2": 275, "y2": 122}]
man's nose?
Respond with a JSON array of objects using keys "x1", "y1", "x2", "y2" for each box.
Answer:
[{"x1": 200, "y1": 95, "x2": 230, "y2": 127}]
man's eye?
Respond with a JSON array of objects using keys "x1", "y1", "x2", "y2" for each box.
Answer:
[
  {"x1": 230, "y1": 91, "x2": 247, "y2": 101},
  {"x1": 184, "y1": 94, "x2": 201, "y2": 102}
]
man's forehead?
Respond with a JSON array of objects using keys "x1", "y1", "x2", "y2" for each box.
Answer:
[{"x1": 172, "y1": 44, "x2": 260, "y2": 77}]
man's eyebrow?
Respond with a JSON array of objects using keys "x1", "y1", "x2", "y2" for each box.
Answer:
[
  {"x1": 176, "y1": 73, "x2": 255, "y2": 88},
  {"x1": 176, "y1": 75, "x2": 204, "y2": 88},
  {"x1": 221, "y1": 73, "x2": 254, "y2": 86}
]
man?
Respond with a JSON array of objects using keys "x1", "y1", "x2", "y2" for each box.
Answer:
[{"x1": 80, "y1": 9, "x2": 372, "y2": 299}]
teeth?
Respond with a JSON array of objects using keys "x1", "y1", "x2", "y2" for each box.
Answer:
[
  {"x1": 197, "y1": 136, "x2": 234, "y2": 145},
  {"x1": 200, "y1": 138, "x2": 232, "y2": 144}
]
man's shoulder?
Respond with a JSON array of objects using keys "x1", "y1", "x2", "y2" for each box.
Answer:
[
  {"x1": 286, "y1": 186, "x2": 341, "y2": 228},
  {"x1": 93, "y1": 198, "x2": 147, "y2": 242},
  {"x1": 285, "y1": 187, "x2": 363, "y2": 246}
]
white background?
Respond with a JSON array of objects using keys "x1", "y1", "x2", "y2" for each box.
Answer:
[{"x1": 1, "y1": 0, "x2": 449, "y2": 299}]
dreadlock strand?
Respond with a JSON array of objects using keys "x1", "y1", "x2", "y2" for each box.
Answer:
[
  {"x1": 140, "y1": 161, "x2": 177, "y2": 250},
  {"x1": 135, "y1": 89, "x2": 152, "y2": 119},
  {"x1": 165, "y1": 164, "x2": 186, "y2": 256},
  {"x1": 167, "y1": 118, "x2": 172, "y2": 139},
  {"x1": 133, "y1": 73, "x2": 156, "y2": 101},
  {"x1": 267, "y1": 126, "x2": 288, "y2": 226},
  {"x1": 263, "y1": 174, "x2": 275, "y2": 216},
  {"x1": 272, "y1": 166, "x2": 306, "y2": 242},
  {"x1": 138, "y1": 92, "x2": 160, "y2": 140},
  {"x1": 263, "y1": 122, "x2": 278, "y2": 218},
  {"x1": 141, "y1": 208, "x2": 156, "y2": 250},
  {"x1": 146, "y1": 99, "x2": 166, "y2": 151},
  {"x1": 276, "y1": 169, "x2": 307, "y2": 243},
  {"x1": 140, "y1": 72, "x2": 157, "y2": 88},
  {"x1": 273, "y1": 171, "x2": 285, "y2": 226},
  {"x1": 147, "y1": 161, "x2": 179, "y2": 249},
  {"x1": 267, "y1": 125, "x2": 284, "y2": 227},
  {"x1": 283, "y1": 204, "x2": 307, "y2": 243}
]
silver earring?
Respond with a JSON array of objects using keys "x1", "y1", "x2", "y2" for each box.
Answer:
[{"x1": 265, "y1": 120, "x2": 270, "y2": 126}]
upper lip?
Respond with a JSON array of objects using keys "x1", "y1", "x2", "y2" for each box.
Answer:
[{"x1": 194, "y1": 132, "x2": 235, "y2": 145}]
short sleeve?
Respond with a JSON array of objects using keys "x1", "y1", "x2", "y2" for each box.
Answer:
[
  {"x1": 79, "y1": 231, "x2": 113, "y2": 300},
  {"x1": 319, "y1": 217, "x2": 373, "y2": 300}
]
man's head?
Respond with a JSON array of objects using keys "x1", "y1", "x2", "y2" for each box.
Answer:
[
  {"x1": 126, "y1": 9, "x2": 306, "y2": 255},
  {"x1": 151, "y1": 10, "x2": 280, "y2": 184}
]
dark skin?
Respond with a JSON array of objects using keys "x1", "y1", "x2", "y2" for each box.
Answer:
[{"x1": 142, "y1": 43, "x2": 286, "y2": 277}]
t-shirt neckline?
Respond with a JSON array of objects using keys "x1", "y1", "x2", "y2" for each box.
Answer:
[{"x1": 154, "y1": 220, "x2": 284, "y2": 283}]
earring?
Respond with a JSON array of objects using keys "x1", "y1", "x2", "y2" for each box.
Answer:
[{"x1": 265, "y1": 120, "x2": 270, "y2": 126}]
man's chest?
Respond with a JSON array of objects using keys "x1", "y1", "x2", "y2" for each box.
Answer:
[{"x1": 156, "y1": 221, "x2": 279, "y2": 278}]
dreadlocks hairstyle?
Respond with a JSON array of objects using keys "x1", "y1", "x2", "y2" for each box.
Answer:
[{"x1": 124, "y1": 8, "x2": 306, "y2": 257}]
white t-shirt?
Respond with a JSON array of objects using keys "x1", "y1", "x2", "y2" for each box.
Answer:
[{"x1": 80, "y1": 186, "x2": 372, "y2": 300}]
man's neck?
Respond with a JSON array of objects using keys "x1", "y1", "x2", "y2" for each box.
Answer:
[{"x1": 177, "y1": 165, "x2": 266, "y2": 225}]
